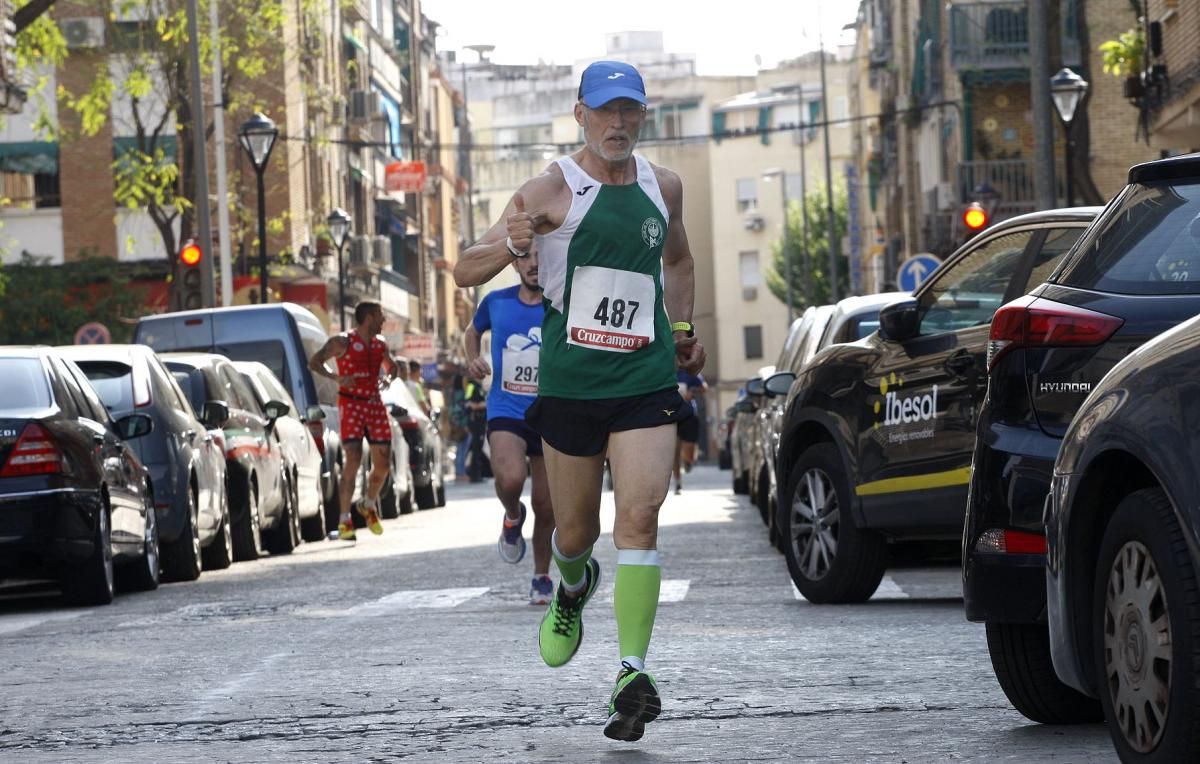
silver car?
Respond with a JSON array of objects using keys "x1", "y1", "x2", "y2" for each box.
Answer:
[{"x1": 381, "y1": 379, "x2": 445, "y2": 510}]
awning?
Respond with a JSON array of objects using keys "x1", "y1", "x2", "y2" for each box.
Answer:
[
  {"x1": 343, "y1": 30, "x2": 367, "y2": 52},
  {"x1": 0, "y1": 141, "x2": 58, "y2": 175}
]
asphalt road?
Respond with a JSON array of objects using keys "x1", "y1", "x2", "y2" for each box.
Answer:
[{"x1": 0, "y1": 465, "x2": 1118, "y2": 762}]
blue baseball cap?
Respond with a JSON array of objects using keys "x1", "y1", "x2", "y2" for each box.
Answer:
[{"x1": 578, "y1": 61, "x2": 647, "y2": 108}]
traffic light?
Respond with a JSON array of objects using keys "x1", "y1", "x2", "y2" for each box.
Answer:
[
  {"x1": 962, "y1": 202, "x2": 989, "y2": 233},
  {"x1": 178, "y1": 239, "x2": 203, "y2": 310}
]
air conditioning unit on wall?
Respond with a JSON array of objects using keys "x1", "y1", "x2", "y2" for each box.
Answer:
[
  {"x1": 743, "y1": 214, "x2": 765, "y2": 232},
  {"x1": 349, "y1": 90, "x2": 380, "y2": 122},
  {"x1": 348, "y1": 235, "x2": 370, "y2": 267},
  {"x1": 371, "y1": 235, "x2": 390, "y2": 265},
  {"x1": 61, "y1": 18, "x2": 105, "y2": 49}
]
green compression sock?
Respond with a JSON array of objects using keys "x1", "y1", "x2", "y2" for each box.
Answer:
[
  {"x1": 552, "y1": 530, "x2": 593, "y2": 593},
  {"x1": 614, "y1": 548, "x2": 662, "y2": 669}
]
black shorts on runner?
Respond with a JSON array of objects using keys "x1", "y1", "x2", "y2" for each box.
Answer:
[
  {"x1": 677, "y1": 413, "x2": 700, "y2": 444},
  {"x1": 487, "y1": 417, "x2": 544, "y2": 457},
  {"x1": 525, "y1": 387, "x2": 693, "y2": 457}
]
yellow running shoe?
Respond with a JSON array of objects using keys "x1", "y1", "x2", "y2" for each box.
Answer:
[
  {"x1": 338, "y1": 519, "x2": 357, "y2": 541},
  {"x1": 358, "y1": 501, "x2": 383, "y2": 535}
]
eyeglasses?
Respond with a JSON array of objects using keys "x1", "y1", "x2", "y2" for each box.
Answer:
[{"x1": 585, "y1": 102, "x2": 647, "y2": 119}]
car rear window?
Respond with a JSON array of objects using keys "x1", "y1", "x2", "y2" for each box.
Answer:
[
  {"x1": 168, "y1": 367, "x2": 206, "y2": 415},
  {"x1": 74, "y1": 361, "x2": 135, "y2": 412},
  {"x1": 1056, "y1": 180, "x2": 1200, "y2": 294},
  {"x1": 213, "y1": 341, "x2": 290, "y2": 390},
  {"x1": 0, "y1": 358, "x2": 51, "y2": 411}
]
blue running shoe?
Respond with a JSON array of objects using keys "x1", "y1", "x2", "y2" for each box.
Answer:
[
  {"x1": 498, "y1": 502, "x2": 527, "y2": 564},
  {"x1": 529, "y1": 574, "x2": 554, "y2": 605}
]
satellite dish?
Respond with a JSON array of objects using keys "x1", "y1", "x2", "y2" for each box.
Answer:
[{"x1": 754, "y1": 54, "x2": 763, "y2": 68}]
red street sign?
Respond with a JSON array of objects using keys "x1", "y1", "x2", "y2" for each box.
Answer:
[
  {"x1": 385, "y1": 161, "x2": 426, "y2": 194},
  {"x1": 74, "y1": 322, "x2": 111, "y2": 345}
]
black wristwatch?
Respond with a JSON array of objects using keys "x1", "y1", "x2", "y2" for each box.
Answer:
[{"x1": 671, "y1": 321, "x2": 695, "y2": 338}]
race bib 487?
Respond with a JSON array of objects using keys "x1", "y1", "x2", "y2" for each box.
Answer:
[{"x1": 566, "y1": 266, "x2": 656, "y2": 353}]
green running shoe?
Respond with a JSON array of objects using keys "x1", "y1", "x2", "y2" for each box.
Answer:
[
  {"x1": 603, "y1": 662, "x2": 661, "y2": 742},
  {"x1": 538, "y1": 558, "x2": 600, "y2": 667}
]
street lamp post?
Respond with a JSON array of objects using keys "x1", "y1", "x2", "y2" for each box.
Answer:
[
  {"x1": 1050, "y1": 68, "x2": 1089, "y2": 207},
  {"x1": 238, "y1": 112, "x2": 279, "y2": 303},
  {"x1": 327, "y1": 208, "x2": 352, "y2": 330},
  {"x1": 763, "y1": 168, "x2": 793, "y2": 323}
]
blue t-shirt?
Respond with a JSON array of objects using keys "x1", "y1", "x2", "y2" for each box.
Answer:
[
  {"x1": 472, "y1": 285, "x2": 544, "y2": 421},
  {"x1": 677, "y1": 369, "x2": 705, "y2": 412}
]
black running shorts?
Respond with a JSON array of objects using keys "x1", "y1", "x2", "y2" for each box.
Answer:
[
  {"x1": 677, "y1": 412, "x2": 700, "y2": 443},
  {"x1": 487, "y1": 416, "x2": 544, "y2": 457},
  {"x1": 524, "y1": 387, "x2": 693, "y2": 457}
]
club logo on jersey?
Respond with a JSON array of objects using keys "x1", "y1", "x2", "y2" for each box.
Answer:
[
  {"x1": 641, "y1": 217, "x2": 664, "y2": 248},
  {"x1": 352, "y1": 342, "x2": 364, "y2": 352},
  {"x1": 872, "y1": 373, "x2": 938, "y2": 443}
]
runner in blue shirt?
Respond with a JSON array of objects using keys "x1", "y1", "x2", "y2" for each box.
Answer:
[{"x1": 464, "y1": 245, "x2": 557, "y2": 605}]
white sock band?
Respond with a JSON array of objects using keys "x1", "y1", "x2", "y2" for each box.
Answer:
[
  {"x1": 621, "y1": 656, "x2": 645, "y2": 672},
  {"x1": 551, "y1": 529, "x2": 590, "y2": 563},
  {"x1": 616, "y1": 548, "x2": 661, "y2": 567}
]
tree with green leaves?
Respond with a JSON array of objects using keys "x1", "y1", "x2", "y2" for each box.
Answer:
[
  {"x1": 13, "y1": 0, "x2": 322, "y2": 262},
  {"x1": 0, "y1": 252, "x2": 148, "y2": 344},
  {"x1": 765, "y1": 182, "x2": 849, "y2": 311}
]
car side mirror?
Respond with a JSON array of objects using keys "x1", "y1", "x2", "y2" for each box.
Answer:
[
  {"x1": 745, "y1": 378, "x2": 766, "y2": 397},
  {"x1": 115, "y1": 413, "x2": 153, "y2": 440},
  {"x1": 878, "y1": 299, "x2": 921, "y2": 342},
  {"x1": 764, "y1": 371, "x2": 796, "y2": 397},
  {"x1": 304, "y1": 404, "x2": 325, "y2": 422},
  {"x1": 201, "y1": 400, "x2": 230, "y2": 428},
  {"x1": 264, "y1": 399, "x2": 290, "y2": 422},
  {"x1": 390, "y1": 404, "x2": 409, "y2": 419}
]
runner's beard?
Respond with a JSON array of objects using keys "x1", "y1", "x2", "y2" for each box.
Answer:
[{"x1": 521, "y1": 275, "x2": 542, "y2": 292}]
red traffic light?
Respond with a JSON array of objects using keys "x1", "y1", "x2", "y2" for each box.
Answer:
[
  {"x1": 179, "y1": 240, "x2": 202, "y2": 267},
  {"x1": 963, "y1": 202, "x2": 988, "y2": 231}
]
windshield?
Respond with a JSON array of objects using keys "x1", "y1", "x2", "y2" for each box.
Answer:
[
  {"x1": 0, "y1": 358, "x2": 51, "y2": 412},
  {"x1": 1056, "y1": 181, "x2": 1200, "y2": 294}
]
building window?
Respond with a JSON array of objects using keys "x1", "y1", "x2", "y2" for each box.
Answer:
[
  {"x1": 34, "y1": 173, "x2": 61, "y2": 209},
  {"x1": 744, "y1": 325, "x2": 764, "y2": 359},
  {"x1": 834, "y1": 95, "x2": 849, "y2": 127},
  {"x1": 739, "y1": 251, "x2": 759, "y2": 300},
  {"x1": 736, "y1": 178, "x2": 757, "y2": 212}
]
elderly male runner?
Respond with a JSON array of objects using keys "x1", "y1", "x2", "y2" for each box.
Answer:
[
  {"x1": 454, "y1": 60, "x2": 705, "y2": 742},
  {"x1": 307, "y1": 301, "x2": 397, "y2": 541},
  {"x1": 464, "y1": 244, "x2": 556, "y2": 605}
]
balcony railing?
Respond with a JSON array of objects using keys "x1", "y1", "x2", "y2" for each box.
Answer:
[
  {"x1": 949, "y1": 0, "x2": 1080, "y2": 71},
  {"x1": 957, "y1": 158, "x2": 1067, "y2": 218}
]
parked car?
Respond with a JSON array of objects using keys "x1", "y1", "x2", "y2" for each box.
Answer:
[
  {"x1": 0, "y1": 348, "x2": 159, "y2": 604},
  {"x1": 757, "y1": 293, "x2": 909, "y2": 547},
  {"x1": 966, "y1": 156, "x2": 1200, "y2": 725},
  {"x1": 381, "y1": 379, "x2": 445, "y2": 509},
  {"x1": 235, "y1": 360, "x2": 336, "y2": 540},
  {"x1": 1046, "y1": 311, "x2": 1200, "y2": 761},
  {"x1": 162, "y1": 353, "x2": 296, "y2": 560},
  {"x1": 134, "y1": 303, "x2": 344, "y2": 532},
  {"x1": 60, "y1": 344, "x2": 230, "y2": 579},
  {"x1": 731, "y1": 366, "x2": 773, "y2": 495},
  {"x1": 773, "y1": 206, "x2": 1101, "y2": 603},
  {"x1": 716, "y1": 406, "x2": 735, "y2": 471}
]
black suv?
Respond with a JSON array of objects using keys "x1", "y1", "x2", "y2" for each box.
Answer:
[
  {"x1": 965, "y1": 153, "x2": 1200, "y2": 725},
  {"x1": 774, "y1": 207, "x2": 1099, "y2": 603}
]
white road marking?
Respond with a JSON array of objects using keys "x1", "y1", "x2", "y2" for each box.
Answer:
[
  {"x1": 600, "y1": 579, "x2": 690, "y2": 604},
  {"x1": 792, "y1": 575, "x2": 909, "y2": 602},
  {"x1": 0, "y1": 610, "x2": 88, "y2": 636},
  {"x1": 195, "y1": 652, "x2": 288, "y2": 714},
  {"x1": 349, "y1": 587, "x2": 490, "y2": 615}
]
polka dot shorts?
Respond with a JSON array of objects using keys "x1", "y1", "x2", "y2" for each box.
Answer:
[{"x1": 339, "y1": 396, "x2": 392, "y2": 445}]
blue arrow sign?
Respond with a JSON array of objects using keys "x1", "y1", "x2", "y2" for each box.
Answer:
[{"x1": 897, "y1": 254, "x2": 943, "y2": 292}]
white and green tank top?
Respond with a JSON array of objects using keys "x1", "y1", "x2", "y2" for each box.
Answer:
[{"x1": 535, "y1": 154, "x2": 676, "y2": 400}]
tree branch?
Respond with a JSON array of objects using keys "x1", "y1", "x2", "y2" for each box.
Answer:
[{"x1": 14, "y1": 0, "x2": 56, "y2": 34}]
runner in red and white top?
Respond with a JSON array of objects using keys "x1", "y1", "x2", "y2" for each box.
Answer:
[{"x1": 308, "y1": 300, "x2": 398, "y2": 540}]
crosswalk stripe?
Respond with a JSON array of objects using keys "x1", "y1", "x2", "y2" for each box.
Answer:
[
  {"x1": 600, "y1": 579, "x2": 690, "y2": 604},
  {"x1": 349, "y1": 587, "x2": 490, "y2": 615}
]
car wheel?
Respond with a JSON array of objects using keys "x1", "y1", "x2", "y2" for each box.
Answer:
[
  {"x1": 415, "y1": 481, "x2": 437, "y2": 510},
  {"x1": 719, "y1": 449, "x2": 732, "y2": 470},
  {"x1": 768, "y1": 487, "x2": 784, "y2": 554},
  {"x1": 782, "y1": 444, "x2": 886, "y2": 604},
  {"x1": 301, "y1": 478, "x2": 327, "y2": 542},
  {"x1": 162, "y1": 485, "x2": 202, "y2": 582},
  {"x1": 733, "y1": 469, "x2": 749, "y2": 495},
  {"x1": 323, "y1": 463, "x2": 342, "y2": 535},
  {"x1": 61, "y1": 496, "x2": 114, "y2": 606},
  {"x1": 266, "y1": 472, "x2": 300, "y2": 555},
  {"x1": 1093, "y1": 488, "x2": 1200, "y2": 761},
  {"x1": 231, "y1": 479, "x2": 262, "y2": 562},
  {"x1": 756, "y1": 468, "x2": 770, "y2": 525},
  {"x1": 379, "y1": 469, "x2": 399, "y2": 519},
  {"x1": 435, "y1": 474, "x2": 446, "y2": 507},
  {"x1": 399, "y1": 468, "x2": 415, "y2": 515},
  {"x1": 985, "y1": 622, "x2": 1103, "y2": 724},
  {"x1": 120, "y1": 488, "x2": 161, "y2": 592},
  {"x1": 202, "y1": 493, "x2": 234, "y2": 570}
]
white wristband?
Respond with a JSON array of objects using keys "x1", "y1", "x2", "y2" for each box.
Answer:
[{"x1": 506, "y1": 236, "x2": 529, "y2": 258}]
